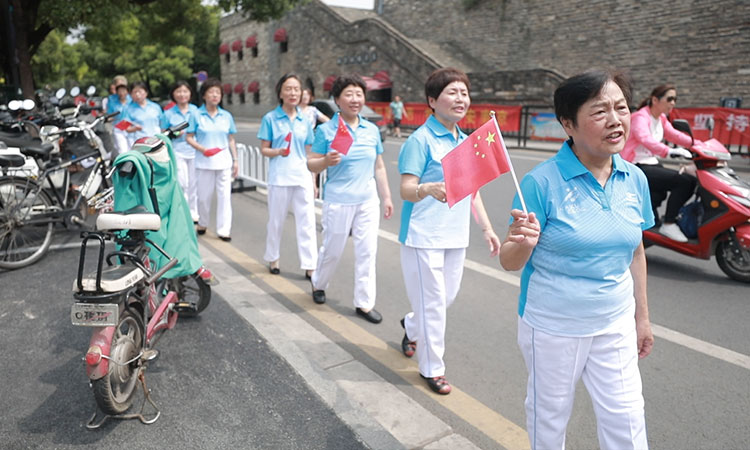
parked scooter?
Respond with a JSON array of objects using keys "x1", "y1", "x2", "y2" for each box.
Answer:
[{"x1": 643, "y1": 119, "x2": 750, "y2": 283}]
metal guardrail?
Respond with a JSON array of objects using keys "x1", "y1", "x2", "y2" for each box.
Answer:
[{"x1": 234, "y1": 143, "x2": 327, "y2": 202}]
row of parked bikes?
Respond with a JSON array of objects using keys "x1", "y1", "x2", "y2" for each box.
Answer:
[{"x1": 1, "y1": 88, "x2": 211, "y2": 427}]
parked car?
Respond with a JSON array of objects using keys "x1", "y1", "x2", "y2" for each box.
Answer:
[{"x1": 311, "y1": 98, "x2": 387, "y2": 142}]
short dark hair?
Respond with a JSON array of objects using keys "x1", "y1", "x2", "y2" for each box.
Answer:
[
  {"x1": 275, "y1": 73, "x2": 302, "y2": 105},
  {"x1": 130, "y1": 81, "x2": 149, "y2": 96},
  {"x1": 554, "y1": 69, "x2": 632, "y2": 127},
  {"x1": 424, "y1": 67, "x2": 470, "y2": 106},
  {"x1": 200, "y1": 78, "x2": 222, "y2": 100},
  {"x1": 169, "y1": 80, "x2": 194, "y2": 103},
  {"x1": 331, "y1": 74, "x2": 366, "y2": 99},
  {"x1": 638, "y1": 84, "x2": 676, "y2": 109}
]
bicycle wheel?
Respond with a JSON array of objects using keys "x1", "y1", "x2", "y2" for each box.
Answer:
[
  {"x1": 174, "y1": 274, "x2": 211, "y2": 317},
  {"x1": 91, "y1": 309, "x2": 144, "y2": 415},
  {"x1": 0, "y1": 177, "x2": 54, "y2": 269}
]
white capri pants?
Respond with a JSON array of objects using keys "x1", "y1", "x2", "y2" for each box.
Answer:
[
  {"x1": 264, "y1": 184, "x2": 317, "y2": 270},
  {"x1": 400, "y1": 246, "x2": 466, "y2": 378},
  {"x1": 175, "y1": 154, "x2": 198, "y2": 219},
  {"x1": 113, "y1": 128, "x2": 129, "y2": 156},
  {"x1": 517, "y1": 316, "x2": 648, "y2": 450},
  {"x1": 196, "y1": 167, "x2": 233, "y2": 237},
  {"x1": 311, "y1": 198, "x2": 380, "y2": 310}
]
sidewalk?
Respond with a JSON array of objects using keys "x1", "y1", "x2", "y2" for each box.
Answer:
[{"x1": 199, "y1": 237, "x2": 486, "y2": 450}]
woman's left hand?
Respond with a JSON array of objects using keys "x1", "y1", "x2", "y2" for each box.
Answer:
[
  {"x1": 636, "y1": 316, "x2": 654, "y2": 359},
  {"x1": 484, "y1": 229, "x2": 501, "y2": 257},
  {"x1": 382, "y1": 198, "x2": 394, "y2": 219}
]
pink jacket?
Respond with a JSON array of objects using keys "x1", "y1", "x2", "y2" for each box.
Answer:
[{"x1": 621, "y1": 105, "x2": 693, "y2": 162}]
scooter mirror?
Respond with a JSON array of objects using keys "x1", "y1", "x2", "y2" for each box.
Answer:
[
  {"x1": 8, "y1": 100, "x2": 20, "y2": 111},
  {"x1": 70, "y1": 86, "x2": 81, "y2": 97},
  {"x1": 55, "y1": 88, "x2": 66, "y2": 99},
  {"x1": 86, "y1": 85, "x2": 96, "y2": 96},
  {"x1": 22, "y1": 99, "x2": 36, "y2": 110},
  {"x1": 672, "y1": 119, "x2": 692, "y2": 136}
]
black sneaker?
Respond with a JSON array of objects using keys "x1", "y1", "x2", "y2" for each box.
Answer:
[{"x1": 312, "y1": 290, "x2": 326, "y2": 304}]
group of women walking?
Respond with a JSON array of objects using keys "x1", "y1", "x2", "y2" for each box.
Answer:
[{"x1": 108, "y1": 65, "x2": 697, "y2": 448}]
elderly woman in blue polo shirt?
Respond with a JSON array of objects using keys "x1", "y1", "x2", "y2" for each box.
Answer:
[
  {"x1": 307, "y1": 74, "x2": 393, "y2": 324},
  {"x1": 164, "y1": 80, "x2": 200, "y2": 223},
  {"x1": 398, "y1": 68, "x2": 500, "y2": 395},
  {"x1": 186, "y1": 78, "x2": 238, "y2": 241},
  {"x1": 119, "y1": 81, "x2": 165, "y2": 148},
  {"x1": 106, "y1": 75, "x2": 131, "y2": 156},
  {"x1": 258, "y1": 73, "x2": 317, "y2": 278},
  {"x1": 499, "y1": 69, "x2": 654, "y2": 450}
]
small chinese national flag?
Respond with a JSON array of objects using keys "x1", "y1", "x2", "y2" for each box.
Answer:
[
  {"x1": 114, "y1": 119, "x2": 133, "y2": 131},
  {"x1": 163, "y1": 101, "x2": 176, "y2": 110},
  {"x1": 330, "y1": 116, "x2": 354, "y2": 155},
  {"x1": 281, "y1": 132, "x2": 292, "y2": 156},
  {"x1": 442, "y1": 118, "x2": 511, "y2": 207}
]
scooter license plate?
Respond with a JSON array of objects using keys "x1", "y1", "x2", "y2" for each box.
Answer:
[{"x1": 71, "y1": 303, "x2": 119, "y2": 327}]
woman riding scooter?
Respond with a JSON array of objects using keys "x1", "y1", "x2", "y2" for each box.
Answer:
[{"x1": 622, "y1": 84, "x2": 696, "y2": 242}]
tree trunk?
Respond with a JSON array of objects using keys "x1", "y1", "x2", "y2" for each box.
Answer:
[{"x1": 10, "y1": 0, "x2": 35, "y2": 98}]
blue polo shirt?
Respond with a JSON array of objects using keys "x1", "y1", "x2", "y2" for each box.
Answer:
[
  {"x1": 312, "y1": 112, "x2": 383, "y2": 204},
  {"x1": 163, "y1": 103, "x2": 198, "y2": 158},
  {"x1": 106, "y1": 93, "x2": 131, "y2": 119},
  {"x1": 120, "y1": 99, "x2": 165, "y2": 141},
  {"x1": 398, "y1": 115, "x2": 472, "y2": 248},
  {"x1": 512, "y1": 141, "x2": 654, "y2": 336},
  {"x1": 187, "y1": 104, "x2": 236, "y2": 170},
  {"x1": 258, "y1": 105, "x2": 314, "y2": 187}
]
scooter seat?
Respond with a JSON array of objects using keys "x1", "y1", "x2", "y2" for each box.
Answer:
[
  {"x1": 0, "y1": 153, "x2": 26, "y2": 168},
  {"x1": 96, "y1": 210, "x2": 161, "y2": 231},
  {"x1": 76, "y1": 264, "x2": 145, "y2": 293}
]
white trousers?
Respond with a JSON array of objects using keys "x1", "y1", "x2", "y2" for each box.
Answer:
[
  {"x1": 175, "y1": 154, "x2": 198, "y2": 219},
  {"x1": 400, "y1": 246, "x2": 465, "y2": 378},
  {"x1": 517, "y1": 316, "x2": 648, "y2": 450},
  {"x1": 196, "y1": 168, "x2": 232, "y2": 237},
  {"x1": 312, "y1": 198, "x2": 380, "y2": 310},
  {"x1": 264, "y1": 184, "x2": 317, "y2": 270},
  {"x1": 113, "y1": 128, "x2": 129, "y2": 156}
]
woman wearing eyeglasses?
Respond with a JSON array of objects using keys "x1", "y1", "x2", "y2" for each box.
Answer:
[{"x1": 621, "y1": 84, "x2": 696, "y2": 242}]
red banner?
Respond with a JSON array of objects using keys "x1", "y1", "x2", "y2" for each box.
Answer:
[
  {"x1": 670, "y1": 107, "x2": 750, "y2": 146},
  {"x1": 368, "y1": 102, "x2": 522, "y2": 133}
]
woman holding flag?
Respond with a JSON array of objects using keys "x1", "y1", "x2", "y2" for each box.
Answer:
[
  {"x1": 258, "y1": 73, "x2": 317, "y2": 278},
  {"x1": 397, "y1": 67, "x2": 500, "y2": 394},
  {"x1": 499, "y1": 69, "x2": 653, "y2": 449},
  {"x1": 307, "y1": 74, "x2": 393, "y2": 323}
]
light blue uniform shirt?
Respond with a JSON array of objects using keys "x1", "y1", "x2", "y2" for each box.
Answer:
[
  {"x1": 312, "y1": 112, "x2": 383, "y2": 204},
  {"x1": 398, "y1": 115, "x2": 472, "y2": 248},
  {"x1": 512, "y1": 141, "x2": 654, "y2": 337},
  {"x1": 163, "y1": 103, "x2": 198, "y2": 158},
  {"x1": 187, "y1": 104, "x2": 236, "y2": 170},
  {"x1": 106, "y1": 93, "x2": 131, "y2": 124},
  {"x1": 120, "y1": 99, "x2": 164, "y2": 141},
  {"x1": 258, "y1": 105, "x2": 314, "y2": 188}
]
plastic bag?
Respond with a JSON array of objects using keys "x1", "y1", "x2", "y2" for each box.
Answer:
[{"x1": 677, "y1": 200, "x2": 703, "y2": 239}]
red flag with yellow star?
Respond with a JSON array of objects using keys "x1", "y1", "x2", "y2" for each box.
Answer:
[{"x1": 442, "y1": 118, "x2": 511, "y2": 207}]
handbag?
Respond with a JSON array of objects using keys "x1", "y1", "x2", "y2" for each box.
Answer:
[{"x1": 677, "y1": 199, "x2": 703, "y2": 239}]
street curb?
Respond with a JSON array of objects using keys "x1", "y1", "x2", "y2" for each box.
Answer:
[{"x1": 198, "y1": 243, "x2": 482, "y2": 450}]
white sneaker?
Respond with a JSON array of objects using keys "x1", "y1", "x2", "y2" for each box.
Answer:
[{"x1": 659, "y1": 223, "x2": 688, "y2": 242}]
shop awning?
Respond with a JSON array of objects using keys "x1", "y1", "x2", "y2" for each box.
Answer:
[
  {"x1": 218, "y1": 43, "x2": 229, "y2": 54},
  {"x1": 233, "y1": 82, "x2": 244, "y2": 94},
  {"x1": 273, "y1": 28, "x2": 287, "y2": 43},
  {"x1": 231, "y1": 40, "x2": 243, "y2": 52},
  {"x1": 247, "y1": 81, "x2": 259, "y2": 93},
  {"x1": 362, "y1": 75, "x2": 392, "y2": 91},
  {"x1": 372, "y1": 70, "x2": 391, "y2": 82},
  {"x1": 245, "y1": 34, "x2": 257, "y2": 48},
  {"x1": 323, "y1": 75, "x2": 337, "y2": 92},
  {"x1": 222, "y1": 83, "x2": 232, "y2": 95}
]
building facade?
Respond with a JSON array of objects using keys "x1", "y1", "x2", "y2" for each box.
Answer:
[{"x1": 219, "y1": 0, "x2": 750, "y2": 118}]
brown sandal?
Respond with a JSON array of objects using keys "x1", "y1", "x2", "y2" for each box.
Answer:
[
  {"x1": 400, "y1": 318, "x2": 416, "y2": 357},
  {"x1": 421, "y1": 374, "x2": 451, "y2": 395}
]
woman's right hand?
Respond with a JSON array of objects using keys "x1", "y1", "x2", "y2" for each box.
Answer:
[
  {"x1": 325, "y1": 150, "x2": 342, "y2": 167},
  {"x1": 422, "y1": 182, "x2": 447, "y2": 203},
  {"x1": 506, "y1": 210, "x2": 540, "y2": 247}
]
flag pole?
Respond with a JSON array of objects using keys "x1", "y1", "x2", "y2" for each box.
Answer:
[{"x1": 490, "y1": 111, "x2": 527, "y2": 215}]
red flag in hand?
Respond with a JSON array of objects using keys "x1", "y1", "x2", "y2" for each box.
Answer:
[
  {"x1": 281, "y1": 132, "x2": 292, "y2": 156},
  {"x1": 163, "y1": 101, "x2": 176, "y2": 110},
  {"x1": 114, "y1": 120, "x2": 133, "y2": 131},
  {"x1": 442, "y1": 118, "x2": 511, "y2": 207},
  {"x1": 203, "y1": 147, "x2": 222, "y2": 157},
  {"x1": 330, "y1": 116, "x2": 354, "y2": 155}
]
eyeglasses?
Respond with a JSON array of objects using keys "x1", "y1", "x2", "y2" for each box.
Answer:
[{"x1": 664, "y1": 96, "x2": 677, "y2": 103}]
